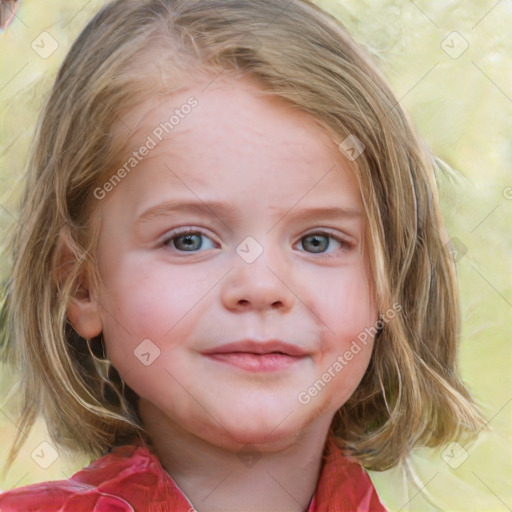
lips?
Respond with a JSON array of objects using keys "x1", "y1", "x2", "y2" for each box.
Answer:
[
  {"x1": 201, "y1": 340, "x2": 308, "y2": 372},
  {"x1": 201, "y1": 340, "x2": 308, "y2": 357}
]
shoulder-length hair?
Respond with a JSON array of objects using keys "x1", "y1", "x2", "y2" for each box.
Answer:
[{"x1": 1, "y1": 0, "x2": 484, "y2": 472}]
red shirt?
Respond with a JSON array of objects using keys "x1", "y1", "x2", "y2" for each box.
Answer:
[{"x1": 0, "y1": 437, "x2": 387, "y2": 511}]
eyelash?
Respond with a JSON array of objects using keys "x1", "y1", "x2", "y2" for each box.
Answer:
[{"x1": 160, "y1": 226, "x2": 354, "y2": 258}]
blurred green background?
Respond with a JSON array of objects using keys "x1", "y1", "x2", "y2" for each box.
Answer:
[{"x1": 0, "y1": 1, "x2": 511, "y2": 510}]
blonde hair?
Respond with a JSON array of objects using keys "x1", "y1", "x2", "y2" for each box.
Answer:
[{"x1": 1, "y1": 0, "x2": 485, "y2": 472}]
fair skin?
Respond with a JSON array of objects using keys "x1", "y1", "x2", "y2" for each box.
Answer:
[{"x1": 69, "y1": 74, "x2": 378, "y2": 512}]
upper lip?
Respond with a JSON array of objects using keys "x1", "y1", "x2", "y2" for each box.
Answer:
[{"x1": 201, "y1": 340, "x2": 308, "y2": 357}]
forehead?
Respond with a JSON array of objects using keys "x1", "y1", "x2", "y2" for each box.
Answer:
[
  {"x1": 103, "y1": 74, "x2": 362, "y2": 218},
  {"x1": 119, "y1": 74, "x2": 337, "y2": 152}
]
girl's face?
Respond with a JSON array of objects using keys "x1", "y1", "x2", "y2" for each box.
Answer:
[{"x1": 77, "y1": 74, "x2": 378, "y2": 451}]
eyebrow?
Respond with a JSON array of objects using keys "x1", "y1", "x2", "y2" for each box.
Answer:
[{"x1": 135, "y1": 199, "x2": 363, "y2": 226}]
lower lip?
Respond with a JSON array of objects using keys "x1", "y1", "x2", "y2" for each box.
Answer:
[{"x1": 204, "y1": 352, "x2": 305, "y2": 372}]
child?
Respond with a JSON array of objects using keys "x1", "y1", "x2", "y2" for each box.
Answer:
[{"x1": 0, "y1": 0, "x2": 485, "y2": 510}]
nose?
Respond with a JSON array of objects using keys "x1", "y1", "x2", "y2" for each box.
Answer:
[{"x1": 221, "y1": 240, "x2": 297, "y2": 313}]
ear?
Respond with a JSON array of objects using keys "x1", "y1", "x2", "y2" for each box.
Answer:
[{"x1": 56, "y1": 231, "x2": 103, "y2": 339}]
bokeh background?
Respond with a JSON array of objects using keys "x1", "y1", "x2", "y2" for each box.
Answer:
[{"x1": 0, "y1": 1, "x2": 510, "y2": 510}]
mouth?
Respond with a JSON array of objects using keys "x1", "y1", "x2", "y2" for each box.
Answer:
[{"x1": 201, "y1": 340, "x2": 309, "y2": 372}]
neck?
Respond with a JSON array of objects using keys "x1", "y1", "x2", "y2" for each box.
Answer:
[{"x1": 139, "y1": 399, "x2": 332, "y2": 512}]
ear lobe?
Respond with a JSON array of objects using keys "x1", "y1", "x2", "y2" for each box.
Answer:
[
  {"x1": 67, "y1": 288, "x2": 103, "y2": 339},
  {"x1": 56, "y1": 231, "x2": 103, "y2": 339}
]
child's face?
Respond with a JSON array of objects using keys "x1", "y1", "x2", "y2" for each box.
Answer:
[{"x1": 82, "y1": 74, "x2": 378, "y2": 450}]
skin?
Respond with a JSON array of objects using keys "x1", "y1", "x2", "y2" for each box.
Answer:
[{"x1": 69, "y1": 73, "x2": 378, "y2": 512}]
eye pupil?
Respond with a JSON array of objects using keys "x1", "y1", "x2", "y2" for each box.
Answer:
[
  {"x1": 303, "y1": 234, "x2": 328, "y2": 253},
  {"x1": 175, "y1": 234, "x2": 202, "y2": 251},
  {"x1": 166, "y1": 231, "x2": 344, "y2": 255}
]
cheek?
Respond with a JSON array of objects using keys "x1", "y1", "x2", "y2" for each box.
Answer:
[
  {"x1": 305, "y1": 265, "x2": 376, "y2": 404},
  {"x1": 99, "y1": 256, "x2": 212, "y2": 335},
  {"x1": 97, "y1": 267, "x2": 204, "y2": 399},
  {"x1": 313, "y1": 262, "x2": 377, "y2": 337}
]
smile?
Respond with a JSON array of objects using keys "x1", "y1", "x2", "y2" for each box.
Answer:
[
  {"x1": 204, "y1": 352, "x2": 306, "y2": 372},
  {"x1": 201, "y1": 339, "x2": 309, "y2": 372}
]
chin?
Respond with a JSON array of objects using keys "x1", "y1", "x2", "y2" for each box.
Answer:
[
  {"x1": 208, "y1": 406, "x2": 323, "y2": 451},
  {"x1": 214, "y1": 426, "x2": 304, "y2": 453}
]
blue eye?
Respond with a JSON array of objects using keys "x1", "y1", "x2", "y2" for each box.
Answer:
[
  {"x1": 163, "y1": 228, "x2": 217, "y2": 252},
  {"x1": 299, "y1": 232, "x2": 349, "y2": 255},
  {"x1": 161, "y1": 228, "x2": 352, "y2": 256}
]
